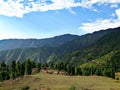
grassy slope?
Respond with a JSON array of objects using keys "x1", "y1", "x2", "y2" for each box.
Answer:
[{"x1": 0, "y1": 72, "x2": 120, "y2": 90}]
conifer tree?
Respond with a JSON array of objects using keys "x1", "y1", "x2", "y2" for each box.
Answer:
[
  {"x1": 20, "y1": 62, "x2": 25, "y2": 76},
  {"x1": 25, "y1": 59, "x2": 32, "y2": 75},
  {"x1": 0, "y1": 61, "x2": 8, "y2": 81},
  {"x1": 36, "y1": 62, "x2": 41, "y2": 73},
  {"x1": 10, "y1": 60, "x2": 16, "y2": 79},
  {"x1": 16, "y1": 61, "x2": 21, "y2": 77}
]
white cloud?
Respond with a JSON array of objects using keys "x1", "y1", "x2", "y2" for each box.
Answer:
[
  {"x1": 79, "y1": 0, "x2": 120, "y2": 9},
  {"x1": 0, "y1": 0, "x2": 120, "y2": 18},
  {"x1": 116, "y1": 9, "x2": 120, "y2": 19},
  {"x1": 79, "y1": 19, "x2": 120, "y2": 33},
  {"x1": 110, "y1": 4, "x2": 118, "y2": 8},
  {"x1": 0, "y1": 0, "x2": 26, "y2": 17},
  {"x1": 0, "y1": 0, "x2": 81, "y2": 17},
  {"x1": 112, "y1": 13, "x2": 116, "y2": 17},
  {"x1": 68, "y1": 8, "x2": 76, "y2": 14},
  {"x1": 79, "y1": 8, "x2": 120, "y2": 33}
]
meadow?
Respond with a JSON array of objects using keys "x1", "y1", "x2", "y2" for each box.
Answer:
[{"x1": 0, "y1": 72, "x2": 120, "y2": 90}]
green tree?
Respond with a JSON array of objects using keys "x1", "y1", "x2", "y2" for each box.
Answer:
[
  {"x1": 20, "y1": 62, "x2": 25, "y2": 76},
  {"x1": 74, "y1": 67, "x2": 82, "y2": 75},
  {"x1": 31, "y1": 61, "x2": 36, "y2": 68},
  {"x1": 103, "y1": 68, "x2": 115, "y2": 78},
  {"x1": 42, "y1": 63, "x2": 49, "y2": 68},
  {"x1": 16, "y1": 61, "x2": 21, "y2": 77},
  {"x1": 36, "y1": 62, "x2": 41, "y2": 73},
  {"x1": 25, "y1": 59, "x2": 32, "y2": 75},
  {"x1": 10, "y1": 60, "x2": 16, "y2": 79},
  {"x1": 66, "y1": 65, "x2": 71, "y2": 75},
  {"x1": 0, "y1": 61, "x2": 10, "y2": 81}
]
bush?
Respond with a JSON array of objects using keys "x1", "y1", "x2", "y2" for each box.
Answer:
[
  {"x1": 69, "y1": 85, "x2": 76, "y2": 90},
  {"x1": 116, "y1": 77, "x2": 119, "y2": 80},
  {"x1": 21, "y1": 86, "x2": 30, "y2": 90}
]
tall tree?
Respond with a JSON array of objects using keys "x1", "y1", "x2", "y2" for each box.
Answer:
[
  {"x1": 25, "y1": 59, "x2": 32, "y2": 75},
  {"x1": 16, "y1": 61, "x2": 21, "y2": 77},
  {"x1": 20, "y1": 62, "x2": 25, "y2": 76},
  {"x1": 10, "y1": 60, "x2": 16, "y2": 79},
  {"x1": 0, "y1": 61, "x2": 10, "y2": 81},
  {"x1": 36, "y1": 62, "x2": 41, "y2": 73}
]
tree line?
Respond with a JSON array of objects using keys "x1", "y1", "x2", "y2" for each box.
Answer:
[
  {"x1": 0, "y1": 60, "x2": 82, "y2": 82},
  {"x1": 0, "y1": 59, "x2": 34, "y2": 81},
  {"x1": 47, "y1": 61, "x2": 115, "y2": 79},
  {"x1": 0, "y1": 58, "x2": 117, "y2": 82}
]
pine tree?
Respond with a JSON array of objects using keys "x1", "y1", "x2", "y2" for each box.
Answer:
[
  {"x1": 0, "y1": 61, "x2": 9, "y2": 81},
  {"x1": 66, "y1": 65, "x2": 71, "y2": 74},
  {"x1": 20, "y1": 62, "x2": 25, "y2": 76},
  {"x1": 25, "y1": 59, "x2": 32, "y2": 75},
  {"x1": 75, "y1": 67, "x2": 79, "y2": 75},
  {"x1": 10, "y1": 60, "x2": 16, "y2": 79},
  {"x1": 16, "y1": 61, "x2": 21, "y2": 77},
  {"x1": 36, "y1": 62, "x2": 41, "y2": 73},
  {"x1": 31, "y1": 61, "x2": 36, "y2": 68}
]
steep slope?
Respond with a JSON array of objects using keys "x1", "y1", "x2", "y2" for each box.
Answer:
[
  {"x1": 61, "y1": 27, "x2": 120, "y2": 65},
  {"x1": 0, "y1": 46, "x2": 56, "y2": 64},
  {"x1": 0, "y1": 34, "x2": 79, "y2": 51},
  {"x1": 0, "y1": 27, "x2": 119, "y2": 64},
  {"x1": 56, "y1": 27, "x2": 118, "y2": 55},
  {"x1": 80, "y1": 51, "x2": 120, "y2": 72}
]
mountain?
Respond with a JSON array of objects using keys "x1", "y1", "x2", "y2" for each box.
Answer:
[
  {"x1": 56, "y1": 28, "x2": 117, "y2": 55},
  {"x1": 61, "y1": 27, "x2": 120, "y2": 65},
  {"x1": 0, "y1": 34, "x2": 79, "y2": 51},
  {"x1": 0, "y1": 27, "x2": 119, "y2": 64}
]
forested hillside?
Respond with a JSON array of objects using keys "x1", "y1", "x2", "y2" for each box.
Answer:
[
  {"x1": 62, "y1": 27, "x2": 120, "y2": 65},
  {"x1": 0, "y1": 27, "x2": 118, "y2": 64}
]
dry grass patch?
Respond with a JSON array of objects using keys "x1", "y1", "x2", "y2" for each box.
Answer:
[
  {"x1": 115, "y1": 72, "x2": 120, "y2": 80},
  {"x1": 0, "y1": 72, "x2": 120, "y2": 90}
]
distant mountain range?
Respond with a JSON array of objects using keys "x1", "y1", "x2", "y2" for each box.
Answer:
[
  {"x1": 0, "y1": 27, "x2": 120, "y2": 65},
  {"x1": 0, "y1": 34, "x2": 79, "y2": 51}
]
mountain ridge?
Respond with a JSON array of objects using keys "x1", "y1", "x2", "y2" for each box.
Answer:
[
  {"x1": 0, "y1": 34, "x2": 79, "y2": 51},
  {"x1": 0, "y1": 27, "x2": 119, "y2": 64},
  {"x1": 61, "y1": 27, "x2": 120, "y2": 65}
]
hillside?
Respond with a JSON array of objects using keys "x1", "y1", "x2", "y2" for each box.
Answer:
[
  {"x1": 80, "y1": 51, "x2": 120, "y2": 77},
  {"x1": 0, "y1": 27, "x2": 118, "y2": 63},
  {"x1": 61, "y1": 27, "x2": 120, "y2": 65},
  {"x1": 57, "y1": 27, "x2": 118, "y2": 54},
  {"x1": 0, "y1": 47, "x2": 56, "y2": 63}
]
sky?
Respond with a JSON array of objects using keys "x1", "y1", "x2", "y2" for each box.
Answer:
[{"x1": 0, "y1": 0, "x2": 120, "y2": 39}]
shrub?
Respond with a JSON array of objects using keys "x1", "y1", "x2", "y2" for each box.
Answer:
[
  {"x1": 69, "y1": 85, "x2": 76, "y2": 90},
  {"x1": 21, "y1": 86, "x2": 30, "y2": 90},
  {"x1": 116, "y1": 77, "x2": 119, "y2": 80}
]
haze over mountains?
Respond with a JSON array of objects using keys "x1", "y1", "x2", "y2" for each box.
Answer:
[
  {"x1": 0, "y1": 34, "x2": 79, "y2": 51},
  {"x1": 0, "y1": 27, "x2": 119, "y2": 64},
  {"x1": 0, "y1": 28, "x2": 117, "y2": 51}
]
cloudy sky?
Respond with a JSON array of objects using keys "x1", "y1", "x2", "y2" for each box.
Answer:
[{"x1": 0, "y1": 0, "x2": 120, "y2": 39}]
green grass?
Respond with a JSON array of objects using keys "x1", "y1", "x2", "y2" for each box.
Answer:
[{"x1": 0, "y1": 72, "x2": 120, "y2": 90}]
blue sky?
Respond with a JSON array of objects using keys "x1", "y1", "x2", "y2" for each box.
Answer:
[{"x1": 0, "y1": 0, "x2": 120, "y2": 39}]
